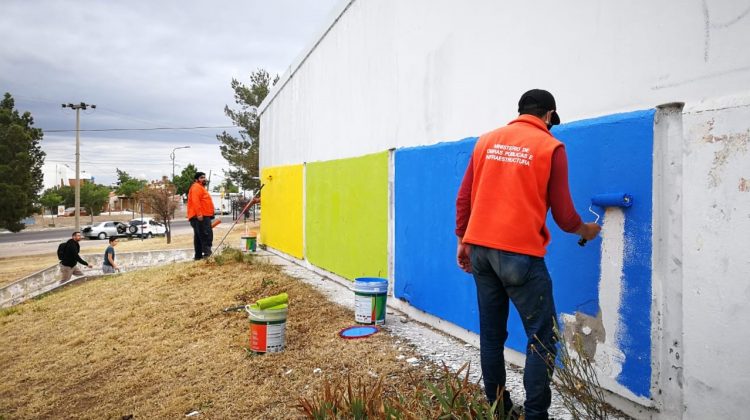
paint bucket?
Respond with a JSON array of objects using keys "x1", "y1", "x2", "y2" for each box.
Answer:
[
  {"x1": 240, "y1": 233, "x2": 257, "y2": 253},
  {"x1": 246, "y1": 303, "x2": 288, "y2": 354},
  {"x1": 353, "y1": 277, "x2": 388, "y2": 325}
]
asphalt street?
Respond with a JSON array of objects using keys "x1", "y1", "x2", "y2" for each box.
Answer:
[{"x1": 0, "y1": 216, "x2": 234, "y2": 245}]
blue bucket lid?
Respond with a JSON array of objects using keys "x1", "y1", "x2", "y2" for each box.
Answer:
[
  {"x1": 353, "y1": 277, "x2": 388, "y2": 293},
  {"x1": 338, "y1": 325, "x2": 379, "y2": 339}
]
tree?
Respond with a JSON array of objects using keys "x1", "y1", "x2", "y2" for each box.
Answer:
[
  {"x1": 138, "y1": 177, "x2": 178, "y2": 244},
  {"x1": 173, "y1": 163, "x2": 198, "y2": 196},
  {"x1": 212, "y1": 178, "x2": 239, "y2": 193},
  {"x1": 54, "y1": 185, "x2": 74, "y2": 207},
  {"x1": 217, "y1": 69, "x2": 277, "y2": 192},
  {"x1": 79, "y1": 182, "x2": 111, "y2": 222},
  {"x1": 39, "y1": 188, "x2": 64, "y2": 225},
  {"x1": 0, "y1": 93, "x2": 45, "y2": 232},
  {"x1": 115, "y1": 168, "x2": 147, "y2": 197}
]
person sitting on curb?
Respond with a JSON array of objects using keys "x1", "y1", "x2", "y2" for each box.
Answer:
[
  {"x1": 59, "y1": 231, "x2": 92, "y2": 282},
  {"x1": 102, "y1": 237, "x2": 120, "y2": 274}
]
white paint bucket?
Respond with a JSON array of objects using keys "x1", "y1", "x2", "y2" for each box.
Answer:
[
  {"x1": 246, "y1": 303, "x2": 288, "y2": 353},
  {"x1": 353, "y1": 277, "x2": 388, "y2": 325}
]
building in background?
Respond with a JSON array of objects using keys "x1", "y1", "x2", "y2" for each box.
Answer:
[{"x1": 41, "y1": 163, "x2": 93, "y2": 190}]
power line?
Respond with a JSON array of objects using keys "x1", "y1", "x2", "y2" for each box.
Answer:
[{"x1": 43, "y1": 125, "x2": 238, "y2": 133}]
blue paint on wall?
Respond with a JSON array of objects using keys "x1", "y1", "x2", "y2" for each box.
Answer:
[
  {"x1": 394, "y1": 137, "x2": 481, "y2": 331},
  {"x1": 394, "y1": 110, "x2": 654, "y2": 397},
  {"x1": 550, "y1": 109, "x2": 655, "y2": 397}
]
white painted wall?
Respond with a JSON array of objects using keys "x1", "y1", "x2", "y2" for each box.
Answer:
[
  {"x1": 259, "y1": 1, "x2": 750, "y2": 417},
  {"x1": 681, "y1": 93, "x2": 750, "y2": 420},
  {"x1": 260, "y1": 0, "x2": 750, "y2": 169}
]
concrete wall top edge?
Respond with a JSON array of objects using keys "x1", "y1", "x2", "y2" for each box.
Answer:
[{"x1": 258, "y1": 0, "x2": 355, "y2": 115}]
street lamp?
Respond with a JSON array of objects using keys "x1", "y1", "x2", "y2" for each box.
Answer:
[{"x1": 170, "y1": 146, "x2": 191, "y2": 181}]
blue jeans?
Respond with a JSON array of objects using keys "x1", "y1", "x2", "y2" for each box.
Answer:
[
  {"x1": 470, "y1": 245, "x2": 557, "y2": 420},
  {"x1": 190, "y1": 217, "x2": 213, "y2": 260}
]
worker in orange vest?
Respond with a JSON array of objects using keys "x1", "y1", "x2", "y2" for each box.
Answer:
[
  {"x1": 187, "y1": 171, "x2": 215, "y2": 260},
  {"x1": 456, "y1": 89, "x2": 600, "y2": 419}
]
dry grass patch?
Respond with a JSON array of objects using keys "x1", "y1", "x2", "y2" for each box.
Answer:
[
  {"x1": 0, "y1": 222, "x2": 257, "y2": 288},
  {"x1": 0, "y1": 253, "x2": 60, "y2": 287},
  {"x1": 0, "y1": 250, "x2": 437, "y2": 419}
]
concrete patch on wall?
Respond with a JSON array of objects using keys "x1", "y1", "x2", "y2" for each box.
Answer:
[
  {"x1": 305, "y1": 152, "x2": 388, "y2": 281},
  {"x1": 260, "y1": 164, "x2": 304, "y2": 259},
  {"x1": 701, "y1": 118, "x2": 749, "y2": 188}
]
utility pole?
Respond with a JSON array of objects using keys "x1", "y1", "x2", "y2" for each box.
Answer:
[
  {"x1": 62, "y1": 102, "x2": 96, "y2": 232},
  {"x1": 170, "y1": 146, "x2": 191, "y2": 181}
]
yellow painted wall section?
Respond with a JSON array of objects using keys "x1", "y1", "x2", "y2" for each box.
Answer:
[
  {"x1": 259, "y1": 164, "x2": 303, "y2": 258},
  {"x1": 305, "y1": 152, "x2": 388, "y2": 281}
]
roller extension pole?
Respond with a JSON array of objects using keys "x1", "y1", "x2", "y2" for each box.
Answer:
[{"x1": 212, "y1": 184, "x2": 264, "y2": 253}]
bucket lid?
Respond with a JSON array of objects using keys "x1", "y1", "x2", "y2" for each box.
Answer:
[
  {"x1": 353, "y1": 277, "x2": 388, "y2": 293},
  {"x1": 338, "y1": 325, "x2": 379, "y2": 339},
  {"x1": 246, "y1": 303, "x2": 288, "y2": 321}
]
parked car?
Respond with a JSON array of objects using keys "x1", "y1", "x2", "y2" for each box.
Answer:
[
  {"x1": 82, "y1": 221, "x2": 129, "y2": 239},
  {"x1": 128, "y1": 217, "x2": 167, "y2": 238},
  {"x1": 61, "y1": 207, "x2": 89, "y2": 217}
]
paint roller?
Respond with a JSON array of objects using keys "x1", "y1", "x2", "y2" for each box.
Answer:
[
  {"x1": 578, "y1": 193, "x2": 633, "y2": 246},
  {"x1": 256, "y1": 292, "x2": 288, "y2": 310}
]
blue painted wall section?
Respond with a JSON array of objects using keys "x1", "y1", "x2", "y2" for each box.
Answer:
[
  {"x1": 551, "y1": 109, "x2": 654, "y2": 397},
  {"x1": 394, "y1": 110, "x2": 654, "y2": 398},
  {"x1": 394, "y1": 137, "x2": 479, "y2": 331}
]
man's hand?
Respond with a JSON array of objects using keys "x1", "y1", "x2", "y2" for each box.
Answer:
[
  {"x1": 576, "y1": 222, "x2": 602, "y2": 241},
  {"x1": 456, "y1": 239, "x2": 472, "y2": 273}
]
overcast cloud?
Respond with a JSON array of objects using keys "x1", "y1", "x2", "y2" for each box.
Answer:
[{"x1": 0, "y1": 0, "x2": 341, "y2": 187}]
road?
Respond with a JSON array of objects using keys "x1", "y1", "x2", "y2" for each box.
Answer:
[{"x1": 0, "y1": 216, "x2": 234, "y2": 245}]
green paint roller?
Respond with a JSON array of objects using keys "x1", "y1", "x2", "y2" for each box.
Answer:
[
  {"x1": 578, "y1": 193, "x2": 633, "y2": 246},
  {"x1": 256, "y1": 292, "x2": 288, "y2": 310}
]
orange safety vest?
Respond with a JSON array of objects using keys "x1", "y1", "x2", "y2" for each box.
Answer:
[
  {"x1": 463, "y1": 114, "x2": 562, "y2": 257},
  {"x1": 187, "y1": 182, "x2": 215, "y2": 219}
]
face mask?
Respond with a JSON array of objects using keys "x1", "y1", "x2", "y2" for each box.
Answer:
[{"x1": 546, "y1": 123, "x2": 553, "y2": 130}]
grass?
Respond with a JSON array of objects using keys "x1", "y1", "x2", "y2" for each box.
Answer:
[
  {"x1": 0, "y1": 246, "x2": 438, "y2": 419},
  {"x1": 0, "y1": 221, "x2": 258, "y2": 287}
]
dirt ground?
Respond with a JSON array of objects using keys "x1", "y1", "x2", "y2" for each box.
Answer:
[{"x1": 0, "y1": 251, "x2": 437, "y2": 419}]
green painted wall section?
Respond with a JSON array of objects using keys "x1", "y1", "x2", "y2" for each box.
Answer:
[{"x1": 305, "y1": 152, "x2": 388, "y2": 281}]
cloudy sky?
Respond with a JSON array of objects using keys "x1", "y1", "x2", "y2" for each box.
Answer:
[{"x1": 0, "y1": 0, "x2": 341, "y2": 188}]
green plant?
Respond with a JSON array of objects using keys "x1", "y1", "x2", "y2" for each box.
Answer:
[
  {"x1": 534, "y1": 324, "x2": 622, "y2": 420},
  {"x1": 0, "y1": 306, "x2": 21, "y2": 317},
  {"x1": 298, "y1": 363, "x2": 502, "y2": 419}
]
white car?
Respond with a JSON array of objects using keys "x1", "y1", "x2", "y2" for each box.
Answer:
[
  {"x1": 128, "y1": 218, "x2": 167, "y2": 238},
  {"x1": 82, "y1": 221, "x2": 129, "y2": 240}
]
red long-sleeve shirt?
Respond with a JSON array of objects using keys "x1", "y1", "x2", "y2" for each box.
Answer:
[{"x1": 455, "y1": 146, "x2": 582, "y2": 237}]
